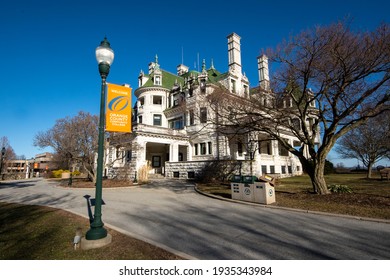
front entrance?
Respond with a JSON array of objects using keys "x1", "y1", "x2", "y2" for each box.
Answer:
[
  {"x1": 146, "y1": 143, "x2": 168, "y2": 175},
  {"x1": 145, "y1": 142, "x2": 189, "y2": 175},
  {"x1": 152, "y1": 155, "x2": 162, "y2": 174}
]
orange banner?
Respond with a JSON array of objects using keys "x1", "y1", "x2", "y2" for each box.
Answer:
[{"x1": 106, "y1": 83, "x2": 132, "y2": 133}]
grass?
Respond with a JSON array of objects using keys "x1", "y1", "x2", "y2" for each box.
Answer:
[
  {"x1": 198, "y1": 173, "x2": 390, "y2": 220},
  {"x1": 0, "y1": 202, "x2": 183, "y2": 260}
]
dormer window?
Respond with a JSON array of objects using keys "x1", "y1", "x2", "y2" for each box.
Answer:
[
  {"x1": 200, "y1": 79, "x2": 206, "y2": 93},
  {"x1": 231, "y1": 79, "x2": 236, "y2": 93},
  {"x1": 154, "y1": 75, "x2": 161, "y2": 86}
]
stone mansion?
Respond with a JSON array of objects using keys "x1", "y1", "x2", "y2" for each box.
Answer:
[{"x1": 105, "y1": 33, "x2": 309, "y2": 180}]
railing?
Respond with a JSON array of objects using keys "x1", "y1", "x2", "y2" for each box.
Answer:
[{"x1": 134, "y1": 124, "x2": 187, "y2": 137}]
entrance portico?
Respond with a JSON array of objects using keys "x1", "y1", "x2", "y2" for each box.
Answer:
[{"x1": 143, "y1": 141, "x2": 189, "y2": 175}]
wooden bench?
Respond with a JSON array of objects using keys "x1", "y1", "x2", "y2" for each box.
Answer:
[{"x1": 379, "y1": 168, "x2": 390, "y2": 180}]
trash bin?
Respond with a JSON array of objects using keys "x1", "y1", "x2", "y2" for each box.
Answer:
[
  {"x1": 242, "y1": 183, "x2": 254, "y2": 202},
  {"x1": 231, "y1": 182, "x2": 243, "y2": 200},
  {"x1": 253, "y1": 182, "x2": 276, "y2": 204}
]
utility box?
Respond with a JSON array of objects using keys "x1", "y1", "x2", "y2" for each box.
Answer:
[{"x1": 253, "y1": 182, "x2": 276, "y2": 204}]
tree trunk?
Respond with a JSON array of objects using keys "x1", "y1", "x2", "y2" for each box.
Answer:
[
  {"x1": 367, "y1": 161, "x2": 373, "y2": 179},
  {"x1": 302, "y1": 158, "x2": 330, "y2": 194}
]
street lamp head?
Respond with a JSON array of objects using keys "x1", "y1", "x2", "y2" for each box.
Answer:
[{"x1": 95, "y1": 37, "x2": 114, "y2": 78}]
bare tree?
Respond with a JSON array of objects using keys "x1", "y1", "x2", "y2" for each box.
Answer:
[
  {"x1": 208, "y1": 22, "x2": 390, "y2": 194},
  {"x1": 0, "y1": 136, "x2": 16, "y2": 175},
  {"x1": 336, "y1": 112, "x2": 390, "y2": 178},
  {"x1": 34, "y1": 111, "x2": 99, "y2": 181}
]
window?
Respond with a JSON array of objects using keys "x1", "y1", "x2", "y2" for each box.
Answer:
[
  {"x1": 270, "y1": 165, "x2": 275, "y2": 174},
  {"x1": 261, "y1": 165, "x2": 267, "y2": 174},
  {"x1": 292, "y1": 119, "x2": 301, "y2": 130},
  {"x1": 259, "y1": 140, "x2": 272, "y2": 155},
  {"x1": 281, "y1": 166, "x2": 286, "y2": 174},
  {"x1": 200, "y1": 79, "x2": 206, "y2": 93},
  {"x1": 231, "y1": 79, "x2": 236, "y2": 93},
  {"x1": 237, "y1": 141, "x2": 243, "y2": 156},
  {"x1": 169, "y1": 117, "x2": 183, "y2": 129},
  {"x1": 138, "y1": 115, "x2": 143, "y2": 124},
  {"x1": 153, "y1": 95, "x2": 162, "y2": 105},
  {"x1": 154, "y1": 75, "x2": 161, "y2": 85},
  {"x1": 189, "y1": 110, "x2": 194, "y2": 125},
  {"x1": 200, "y1": 107, "x2": 207, "y2": 123},
  {"x1": 139, "y1": 97, "x2": 145, "y2": 106},
  {"x1": 194, "y1": 144, "x2": 198, "y2": 155},
  {"x1": 153, "y1": 114, "x2": 162, "y2": 126},
  {"x1": 278, "y1": 140, "x2": 289, "y2": 156},
  {"x1": 152, "y1": 156, "x2": 161, "y2": 167},
  {"x1": 208, "y1": 142, "x2": 212, "y2": 155},
  {"x1": 200, "y1": 143, "x2": 206, "y2": 155},
  {"x1": 126, "y1": 150, "x2": 132, "y2": 162}
]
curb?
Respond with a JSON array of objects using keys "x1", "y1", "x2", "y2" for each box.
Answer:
[
  {"x1": 64, "y1": 209, "x2": 197, "y2": 260},
  {"x1": 194, "y1": 186, "x2": 390, "y2": 224}
]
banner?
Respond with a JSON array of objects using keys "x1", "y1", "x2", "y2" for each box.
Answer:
[{"x1": 106, "y1": 83, "x2": 132, "y2": 133}]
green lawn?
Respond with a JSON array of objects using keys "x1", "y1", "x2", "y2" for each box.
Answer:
[{"x1": 198, "y1": 173, "x2": 390, "y2": 220}]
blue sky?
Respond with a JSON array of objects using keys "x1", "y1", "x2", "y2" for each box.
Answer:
[{"x1": 1, "y1": 0, "x2": 389, "y2": 166}]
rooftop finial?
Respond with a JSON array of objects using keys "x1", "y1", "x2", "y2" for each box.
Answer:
[
  {"x1": 210, "y1": 58, "x2": 215, "y2": 69},
  {"x1": 202, "y1": 59, "x2": 206, "y2": 73},
  {"x1": 154, "y1": 54, "x2": 160, "y2": 70}
]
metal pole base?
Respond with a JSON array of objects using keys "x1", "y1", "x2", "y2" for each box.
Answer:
[{"x1": 85, "y1": 226, "x2": 108, "y2": 240}]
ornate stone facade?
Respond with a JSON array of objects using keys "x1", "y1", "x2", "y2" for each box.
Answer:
[{"x1": 106, "y1": 33, "x2": 305, "y2": 181}]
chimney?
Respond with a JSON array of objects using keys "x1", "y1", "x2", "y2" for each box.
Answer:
[
  {"x1": 258, "y1": 54, "x2": 270, "y2": 90},
  {"x1": 227, "y1": 33, "x2": 242, "y2": 74},
  {"x1": 177, "y1": 64, "x2": 189, "y2": 76}
]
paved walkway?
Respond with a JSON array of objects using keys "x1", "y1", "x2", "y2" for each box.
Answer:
[{"x1": 1, "y1": 178, "x2": 390, "y2": 259}]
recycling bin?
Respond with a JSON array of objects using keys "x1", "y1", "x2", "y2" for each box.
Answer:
[
  {"x1": 253, "y1": 182, "x2": 276, "y2": 204},
  {"x1": 242, "y1": 183, "x2": 254, "y2": 202},
  {"x1": 231, "y1": 182, "x2": 243, "y2": 200}
]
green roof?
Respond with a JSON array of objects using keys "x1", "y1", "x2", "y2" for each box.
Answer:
[
  {"x1": 139, "y1": 66, "x2": 227, "y2": 90},
  {"x1": 140, "y1": 69, "x2": 185, "y2": 90}
]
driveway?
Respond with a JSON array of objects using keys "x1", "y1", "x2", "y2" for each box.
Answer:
[{"x1": 1, "y1": 178, "x2": 390, "y2": 259}]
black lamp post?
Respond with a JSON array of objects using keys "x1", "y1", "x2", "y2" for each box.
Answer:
[
  {"x1": 85, "y1": 37, "x2": 114, "y2": 240},
  {"x1": 0, "y1": 147, "x2": 5, "y2": 180}
]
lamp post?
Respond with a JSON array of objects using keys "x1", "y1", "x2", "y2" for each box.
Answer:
[
  {"x1": 30, "y1": 157, "x2": 35, "y2": 178},
  {"x1": 1, "y1": 147, "x2": 5, "y2": 180},
  {"x1": 85, "y1": 37, "x2": 114, "y2": 241}
]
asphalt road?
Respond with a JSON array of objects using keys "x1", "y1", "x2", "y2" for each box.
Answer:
[{"x1": 1, "y1": 178, "x2": 389, "y2": 260}]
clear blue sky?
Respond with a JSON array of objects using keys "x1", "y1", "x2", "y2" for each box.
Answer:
[{"x1": 1, "y1": 0, "x2": 389, "y2": 166}]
